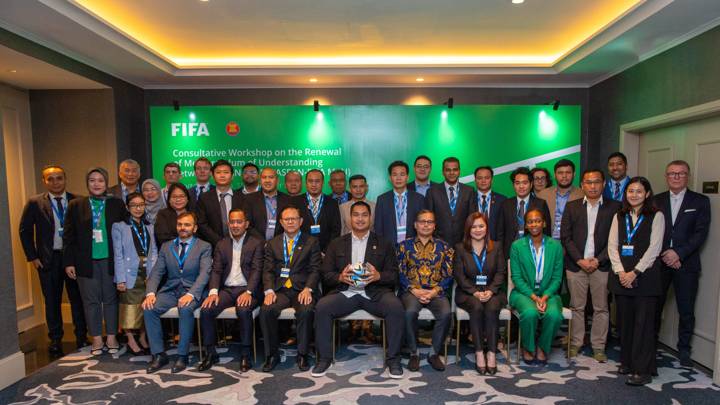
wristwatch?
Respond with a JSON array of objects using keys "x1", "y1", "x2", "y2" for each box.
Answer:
[{"x1": 245, "y1": 290, "x2": 252, "y2": 296}]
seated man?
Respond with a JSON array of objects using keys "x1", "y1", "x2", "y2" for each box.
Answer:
[
  {"x1": 312, "y1": 201, "x2": 405, "y2": 379},
  {"x1": 259, "y1": 205, "x2": 321, "y2": 372},
  {"x1": 197, "y1": 208, "x2": 264, "y2": 372},
  {"x1": 143, "y1": 212, "x2": 212, "y2": 373}
]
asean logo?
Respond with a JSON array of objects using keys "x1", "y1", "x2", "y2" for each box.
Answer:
[{"x1": 226, "y1": 121, "x2": 240, "y2": 137}]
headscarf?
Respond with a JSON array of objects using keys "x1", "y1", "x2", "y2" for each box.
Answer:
[{"x1": 141, "y1": 179, "x2": 165, "y2": 224}]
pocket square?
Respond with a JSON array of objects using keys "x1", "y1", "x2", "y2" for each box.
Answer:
[{"x1": 683, "y1": 208, "x2": 696, "y2": 212}]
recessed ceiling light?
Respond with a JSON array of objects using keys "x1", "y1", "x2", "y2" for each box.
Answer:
[
  {"x1": 8, "y1": 69, "x2": 17, "y2": 73},
  {"x1": 309, "y1": 78, "x2": 318, "y2": 83},
  {"x1": 199, "y1": 0, "x2": 210, "y2": 2},
  {"x1": 415, "y1": 77, "x2": 425, "y2": 82},
  {"x1": 512, "y1": 0, "x2": 525, "y2": 4}
]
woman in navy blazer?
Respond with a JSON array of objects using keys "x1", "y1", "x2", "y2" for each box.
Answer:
[{"x1": 112, "y1": 192, "x2": 158, "y2": 355}]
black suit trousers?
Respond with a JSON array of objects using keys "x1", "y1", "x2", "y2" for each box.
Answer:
[
  {"x1": 199, "y1": 286, "x2": 257, "y2": 355},
  {"x1": 259, "y1": 288, "x2": 315, "y2": 356},
  {"x1": 616, "y1": 294, "x2": 657, "y2": 375},
  {"x1": 656, "y1": 267, "x2": 699, "y2": 353},
  {"x1": 39, "y1": 251, "x2": 87, "y2": 341}
]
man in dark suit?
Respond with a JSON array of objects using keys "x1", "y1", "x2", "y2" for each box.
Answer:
[
  {"x1": 243, "y1": 167, "x2": 300, "y2": 241},
  {"x1": 259, "y1": 206, "x2": 321, "y2": 372},
  {"x1": 197, "y1": 208, "x2": 264, "y2": 372},
  {"x1": 19, "y1": 165, "x2": 87, "y2": 355},
  {"x1": 107, "y1": 159, "x2": 141, "y2": 203},
  {"x1": 143, "y1": 212, "x2": 212, "y2": 373},
  {"x1": 407, "y1": 155, "x2": 433, "y2": 197},
  {"x1": 561, "y1": 169, "x2": 621, "y2": 362},
  {"x1": 603, "y1": 152, "x2": 631, "y2": 202},
  {"x1": 374, "y1": 160, "x2": 425, "y2": 245},
  {"x1": 425, "y1": 157, "x2": 475, "y2": 247},
  {"x1": 472, "y1": 166, "x2": 506, "y2": 241},
  {"x1": 188, "y1": 157, "x2": 215, "y2": 211},
  {"x1": 300, "y1": 169, "x2": 341, "y2": 252},
  {"x1": 196, "y1": 160, "x2": 244, "y2": 246},
  {"x1": 496, "y1": 167, "x2": 551, "y2": 260},
  {"x1": 311, "y1": 201, "x2": 405, "y2": 379},
  {"x1": 654, "y1": 160, "x2": 711, "y2": 368}
]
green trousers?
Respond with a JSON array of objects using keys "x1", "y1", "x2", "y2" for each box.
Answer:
[{"x1": 509, "y1": 292, "x2": 563, "y2": 354}]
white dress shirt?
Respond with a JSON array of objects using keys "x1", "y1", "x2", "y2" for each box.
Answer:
[
  {"x1": 49, "y1": 192, "x2": 67, "y2": 250},
  {"x1": 210, "y1": 234, "x2": 248, "y2": 296},
  {"x1": 670, "y1": 188, "x2": 687, "y2": 225},
  {"x1": 608, "y1": 211, "x2": 665, "y2": 274},
  {"x1": 342, "y1": 232, "x2": 370, "y2": 299},
  {"x1": 583, "y1": 196, "x2": 603, "y2": 259}
]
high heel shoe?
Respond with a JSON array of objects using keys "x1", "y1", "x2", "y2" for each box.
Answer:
[{"x1": 486, "y1": 365, "x2": 497, "y2": 375}]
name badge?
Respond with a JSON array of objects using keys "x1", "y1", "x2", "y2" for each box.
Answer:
[
  {"x1": 475, "y1": 275, "x2": 488, "y2": 286},
  {"x1": 310, "y1": 224, "x2": 321, "y2": 235},
  {"x1": 535, "y1": 281, "x2": 541, "y2": 289},
  {"x1": 268, "y1": 219, "x2": 276, "y2": 231},
  {"x1": 280, "y1": 267, "x2": 291, "y2": 278},
  {"x1": 58, "y1": 227, "x2": 64, "y2": 237},
  {"x1": 93, "y1": 229, "x2": 103, "y2": 243},
  {"x1": 397, "y1": 225, "x2": 407, "y2": 242},
  {"x1": 517, "y1": 230, "x2": 525, "y2": 237},
  {"x1": 621, "y1": 245, "x2": 634, "y2": 256}
]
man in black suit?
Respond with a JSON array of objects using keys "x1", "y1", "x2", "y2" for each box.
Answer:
[
  {"x1": 188, "y1": 157, "x2": 215, "y2": 211},
  {"x1": 107, "y1": 159, "x2": 141, "y2": 203},
  {"x1": 374, "y1": 160, "x2": 426, "y2": 245},
  {"x1": 472, "y1": 166, "x2": 506, "y2": 241},
  {"x1": 19, "y1": 165, "x2": 87, "y2": 355},
  {"x1": 496, "y1": 167, "x2": 551, "y2": 260},
  {"x1": 561, "y1": 169, "x2": 621, "y2": 362},
  {"x1": 259, "y1": 206, "x2": 321, "y2": 372},
  {"x1": 311, "y1": 201, "x2": 405, "y2": 379},
  {"x1": 300, "y1": 169, "x2": 341, "y2": 252},
  {"x1": 196, "y1": 159, "x2": 244, "y2": 246},
  {"x1": 243, "y1": 167, "x2": 300, "y2": 241},
  {"x1": 654, "y1": 160, "x2": 711, "y2": 368},
  {"x1": 425, "y1": 157, "x2": 475, "y2": 247},
  {"x1": 197, "y1": 208, "x2": 264, "y2": 372},
  {"x1": 407, "y1": 155, "x2": 433, "y2": 197}
]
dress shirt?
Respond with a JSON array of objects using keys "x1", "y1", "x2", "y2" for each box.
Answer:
[
  {"x1": 552, "y1": 188, "x2": 572, "y2": 239},
  {"x1": 670, "y1": 188, "x2": 687, "y2": 225},
  {"x1": 477, "y1": 191, "x2": 492, "y2": 215},
  {"x1": 216, "y1": 188, "x2": 233, "y2": 219},
  {"x1": 394, "y1": 190, "x2": 408, "y2": 243},
  {"x1": 414, "y1": 181, "x2": 431, "y2": 197},
  {"x1": 194, "y1": 183, "x2": 209, "y2": 200},
  {"x1": 444, "y1": 181, "x2": 460, "y2": 204},
  {"x1": 608, "y1": 211, "x2": 665, "y2": 274},
  {"x1": 264, "y1": 192, "x2": 278, "y2": 240},
  {"x1": 209, "y1": 234, "x2": 248, "y2": 295},
  {"x1": 121, "y1": 183, "x2": 139, "y2": 201},
  {"x1": 49, "y1": 192, "x2": 67, "y2": 250},
  {"x1": 397, "y1": 237, "x2": 453, "y2": 295},
  {"x1": 583, "y1": 196, "x2": 603, "y2": 258},
  {"x1": 342, "y1": 232, "x2": 370, "y2": 299}
]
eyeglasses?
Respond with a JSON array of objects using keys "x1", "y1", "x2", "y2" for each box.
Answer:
[
  {"x1": 128, "y1": 203, "x2": 146, "y2": 209},
  {"x1": 281, "y1": 217, "x2": 301, "y2": 223},
  {"x1": 416, "y1": 220, "x2": 435, "y2": 225},
  {"x1": 533, "y1": 177, "x2": 547, "y2": 182},
  {"x1": 415, "y1": 164, "x2": 430, "y2": 170},
  {"x1": 170, "y1": 195, "x2": 188, "y2": 200},
  {"x1": 665, "y1": 172, "x2": 688, "y2": 179},
  {"x1": 243, "y1": 170, "x2": 258, "y2": 175},
  {"x1": 582, "y1": 180, "x2": 604, "y2": 185}
]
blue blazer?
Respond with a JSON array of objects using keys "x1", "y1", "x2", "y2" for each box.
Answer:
[
  {"x1": 654, "y1": 190, "x2": 711, "y2": 272},
  {"x1": 146, "y1": 237, "x2": 213, "y2": 299},
  {"x1": 373, "y1": 189, "x2": 426, "y2": 244},
  {"x1": 602, "y1": 177, "x2": 630, "y2": 202},
  {"x1": 112, "y1": 221, "x2": 158, "y2": 289}
]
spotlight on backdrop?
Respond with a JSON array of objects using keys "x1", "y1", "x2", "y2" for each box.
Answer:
[
  {"x1": 173, "y1": 100, "x2": 180, "y2": 111},
  {"x1": 313, "y1": 100, "x2": 320, "y2": 112},
  {"x1": 446, "y1": 97, "x2": 454, "y2": 109},
  {"x1": 544, "y1": 99, "x2": 560, "y2": 111}
]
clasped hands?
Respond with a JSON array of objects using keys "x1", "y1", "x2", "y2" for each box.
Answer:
[
  {"x1": 473, "y1": 290, "x2": 493, "y2": 303},
  {"x1": 576, "y1": 257, "x2": 600, "y2": 273},
  {"x1": 661, "y1": 249, "x2": 681, "y2": 269},
  {"x1": 531, "y1": 294, "x2": 548, "y2": 313}
]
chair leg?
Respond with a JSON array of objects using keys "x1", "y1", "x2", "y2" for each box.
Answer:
[
  {"x1": 382, "y1": 320, "x2": 387, "y2": 363},
  {"x1": 253, "y1": 321, "x2": 257, "y2": 364},
  {"x1": 332, "y1": 320, "x2": 336, "y2": 363},
  {"x1": 567, "y1": 318, "x2": 572, "y2": 360},
  {"x1": 456, "y1": 318, "x2": 461, "y2": 364},
  {"x1": 506, "y1": 319, "x2": 511, "y2": 365},
  {"x1": 517, "y1": 320, "x2": 522, "y2": 365}
]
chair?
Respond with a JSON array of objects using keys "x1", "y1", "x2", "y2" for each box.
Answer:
[
  {"x1": 160, "y1": 307, "x2": 203, "y2": 361},
  {"x1": 332, "y1": 310, "x2": 386, "y2": 364},
  {"x1": 215, "y1": 307, "x2": 260, "y2": 363}
]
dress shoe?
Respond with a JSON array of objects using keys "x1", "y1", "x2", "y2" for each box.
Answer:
[
  {"x1": 617, "y1": 365, "x2": 631, "y2": 375},
  {"x1": 486, "y1": 365, "x2": 498, "y2": 376},
  {"x1": 387, "y1": 359, "x2": 403, "y2": 379},
  {"x1": 311, "y1": 359, "x2": 332, "y2": 377},
  {"x1": 626, "y1": 373, "x2": 652, "y2": 386},
  {"x1": 408, "y1": 354, "x2": 420, "y2": 372},
  {"x1": 240, "y1": 355, "x2": 252, "y2": 372},
  {"x1": 262, "y1": 355, "x2": 280, "y2": 372},
  {"x1": 196, "y1": 353, "x2": 219, "y2": 371},
  {"x1": 297, "y1": 354, "x2": 311, "y2": 371},
  {"x1": 428, "y1": 354, "x2": 445, "y2": 371},
  {"x1": 679, "y1": 351, "x2": 694, "y2": 368},
  {"x1": 172, "y1": 355, "x2": 188, "y2": 373},
  {"x1": 48, "y1": 340, "x2": 64, "y2": 357},
  {"x1": 146, "y1": 353, "x2": 169, "y2": 373},
  {"x1": 475, "y1": 364, "x2": 487, "y2": 375}
]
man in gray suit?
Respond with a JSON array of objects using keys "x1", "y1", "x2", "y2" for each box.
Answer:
[{"x1": 143, "y1": 212, "x2": 212, "y2": 373}]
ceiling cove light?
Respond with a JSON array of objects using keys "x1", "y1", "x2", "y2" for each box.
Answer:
[
  {"x1": 309, "y1": 78, "x2": 318, "y2": 83},
  {"x1": 512, "y1": 0, "x2": 525, "y2": 4},
  {"x1": 415, "y1": 77, "x2": 425, "y2": 82}
]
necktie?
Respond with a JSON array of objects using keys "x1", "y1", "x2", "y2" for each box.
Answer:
[
  {"x1": 311, "y1": 198, "x2": 319, "y2": 218},
  {"x1": 54, "y1": 197, "x2": 65, "y2": 221},
  {"x1": 179, "y1": 242, "x2": 188, "y2": 270},
  {"x1": 480, "y1": 194, "x2": 487, "y2": 215},
  {"x1": 614, "y1": 182, "x2": 620, "y2": 200},
  {"x1": 197, "y1": 185, "x2": 204, "y2": 201},
  {"x1": 449, "y1": 186, "x2": 457, "y2": 215},
  {"x1": 284, "y1": 238, "x2": 294, "y2": 288},
  {"x1": 220, "y1": 193, "x2": 229, "y2": 236},
  {"x1": 518, "y1": 199, "x2": 526, "y2": 232}
]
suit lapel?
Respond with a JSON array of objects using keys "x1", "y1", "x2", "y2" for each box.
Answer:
[
  {"x1": 363, "y1": 234, "x2": 379, "y2": 262},
  {"x1": 40, "y1": 193, "x2": 54, "y2": 225},
  {"x1": 289, "y1": 233, "x2": 306, "y2": 269},
  {"x1": 344, "y1": 234, "x2": 352, "y2": 264},
  {"x1": 674, "y1": 191, "x2": 691, "y2": 227}
]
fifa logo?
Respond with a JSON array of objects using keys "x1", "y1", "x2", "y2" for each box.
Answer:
[{"x1": 171, "y1": 122, "x2": 210, "y2": 137}]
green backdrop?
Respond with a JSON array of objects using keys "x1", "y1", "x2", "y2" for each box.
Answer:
[{"x1": 150, "y1": 105, "x2": 581, "y2": 199}]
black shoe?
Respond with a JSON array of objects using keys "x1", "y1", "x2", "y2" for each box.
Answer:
[
  {"x1": 262, "y1": 355, "x2": 280, "y2": 372},
  {"x1": 408, "y1": 354, "x2": 420, "y2": 372},
  {"x1": 387, "y1": 359, "x2": 403, "y2": 379},
  {"x1": 486, "y1": 365, "x2": 498, "y2": 376},
  {"x1": 428, "y1": 354, "x2": 445, "y2": 371},
  {"x1": 240, "y1": 355, "x2": 252, "y2": 372},
  {"x1": 679, "y1": 351, "x2": 693, "y2": 368},
  {"x1": 475, "y1": 364, "x2": 487, "y2": 375},
  {"x1": 617, "y1": 365, "x2": 631, "y2": 375},
  {"x1": 297, "y1": 354, "x2": 311, "y2": 371},
  {"x1": 146, "y1": 353, "x2": 169, "y2": 373},
  {"x1": 76, "y1": 339, "x2": 90, "y2": 350},
  {"x1": 48, "y1": 340, "x2": 64, "y2": 356},
  {"x1": 196, "y1": 353, "x2": 219, "y2": 371},
  {"x1": 311, "y1": 359, "x2": 332, "y2": 377},
  {"x1": 626, "y1": 373, "x2": 652, "y2": 386},
  {"x1": 171, "y1": 356, "x2": 188, "y2": 373}
]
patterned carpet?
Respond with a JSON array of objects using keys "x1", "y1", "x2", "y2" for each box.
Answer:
[{"x1": 2, "y1": 339, "x2": 718, "y2": 404}]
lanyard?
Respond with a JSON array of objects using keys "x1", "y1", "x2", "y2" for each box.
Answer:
[
  {"x1": 394, "y1": 192, "x2": 407, "y2": 224},
  {"x1": 472, "y1": 248, "x2": 487, "y2": 275},
  {"x1": 50, "y1": 197, "x2": 65, "y2": 226},
  {"x1": 529, "y1": 238, "x2": 545, "y2": 284},
  {"x1": 478, "y1": 193, "x2": 488, "y2": 214},
  {"x1": 89, "y1": 198, "x2": 105, "y2": 229},
  {"x1": 264, "y1": 195, "x2": 277, "y2": 218},
  {"x1": 131, "y1": 220, "x2": 148, "y2": 254},
  {"x1": 283, "y1": 232, "x2": 301, "y2": 267},
  {"x1": 306, "y1": 193, "x2": 324, "y2": 223},
  {"x1": 172, "y1": 237, "x2": 196, "y2": 270},
  {"x1": 625, "y1": 214, "x2": 644, "y2": 244}
]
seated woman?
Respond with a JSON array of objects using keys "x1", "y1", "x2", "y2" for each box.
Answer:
[
  {"x1": 453, "y1": 212, "x2": 506, "y2": 375},
  {"x1": 154, "y1": 183, "x2": 190, "y2": 248},
  {"x1": 509, "y1": 208, "x2": 564, "y2": 366}
]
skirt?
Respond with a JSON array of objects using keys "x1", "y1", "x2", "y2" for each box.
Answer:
[{"x1": 119, "y1": 267, "x2": 146, "y2": 330}]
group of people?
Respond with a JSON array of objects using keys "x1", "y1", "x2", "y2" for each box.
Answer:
[{"x1": 19, "y1": 151, "x2": 710, "y2": 386}]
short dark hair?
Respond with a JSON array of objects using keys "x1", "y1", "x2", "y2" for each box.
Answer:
[
  {"x1": 329, "y1": 169, "x2": 346, "y2": 179},
  {"x1": 348, "y1": 174, "x2": 367, "y2": 183},
  {"x1": 41, "y1": 164, "x2": 65, "y2": 178},
  {"x1": 415, "y1": 209, "x2": 435, "y2": 220},
  {"x1": 350, "y1": 200, "x2": 371, "y2": 215},
  {"x1": 228, "y1": 208, "x2": 247, "y2": 218},
  {"x1": 581, "y1": 168, "x2": 605, "y2": 182},
  {"x1": 212, "y1": 159, "x2": 234, "y2": 173},
  {"x1": 242, "y1": 162, "x2": 259, "y2": 172},
  {"x1": 530, "y1": 167, "x2": 553, "y2": 187},
  {"x1": 388, "y1": 160, "x2": 409, "y2": 176},
  {"x1": 125, "y1": 191, "x2": 144, "y2": 205},
  {"x1": 443, "y1": 156, "x2": 460, "y2": 168},
  {"x1": 177, "y1": 211, "x2": 197, "y2": 224},
  {"x1": 306, "y1": 169, "x2": 324, "y2": 180},
  {"x1": 554, "y1": 159, "x2": 575, "y2": 172},
  {"x1": 166, "y1": 183, "x2": 190, "y2": 206},
  {"x1": 607, "y1": 152, "x2": 627, "y2": 164},
  {"x1": 511, "y1": 167, "x2": 531, "y2": 183},
  {"x1": 194, "y1": 157, "x2": 212, "y2": 170},
  {"x1": 414, "y1": 155, "x2": 432, "y2": 166},
  {"x1": 164, "y1": 162, "x2": 180, "y2": 171},
  {"x1": 474, "y1": 166, "x2": 494, "y2": 177},
  {"x1": 279, "y1": 205, "x2": 301, "y2": 219}
]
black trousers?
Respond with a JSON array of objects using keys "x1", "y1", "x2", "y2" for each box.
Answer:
[
  {"x1": 315, "y1": 292, "x2": 404, "y2": 362},
  {"x1": 616, "y1": 294, "x2": 657, "y2": 376},
  {"x1": 656, "y1": 267, "x2": 699, "y2": 353},
  {"x1": 39, "y1": 251, "x2": 87, "y2": 341},
  {"x1": 401, "y1": 293, "x2": 451, "y2": 355},
  {"x1": 259, "y1": 288, "x2": 314, "y2": 356},
  {"x1": 455, "y1": 292, "x2": 503, "y2": 352},
  {"x1": 199, "y1": 286, "x2": 257, "y2": 355}
]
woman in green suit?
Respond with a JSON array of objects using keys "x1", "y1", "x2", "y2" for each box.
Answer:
[{"x1": 509, "y1": 208, "x2": 564, "y2": 365}]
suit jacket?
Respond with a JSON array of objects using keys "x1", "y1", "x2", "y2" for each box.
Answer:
[
  {"x1": 320, "y1": 232, "x2": 399, "y2": 301},
  {"x1": 654, "y1": 190, "x2": 711, "y2": 272},
  {"x1": 509, "y1": 236, "x2": 564, "y2": 300},
  {"x1": 262, "y1": 232, "x2": 321, "y2": 292},
  {"x1": 603, "y1": 176, "x2": 630, "y2": 202},
  {"x1": 188, "y1": 184, "x2": 216, "y2": 211},
  {"x1": 454, "y1": 243, "x2": 506, "y2": 296},
  {"x1": 340, "y1": 199, "x2": 376, "y2": 235},
  {"x1": 300, "y1": 193, "x2": 341, "y2": 252},
  {"x1": 62, "y1": 196, "x2": 127, "y2": 278},
  {"x1": 19, "y1": 191, "x2": 77, "y2": 267},
  {"x1": 209, "y1": 233, "x2": 264, "y2": 295},
  {"x1": 196, "y1": 189, "x2": 245, "y2": 246},
  {"x1": 154, "y1": 208, "x2": 181, "y2": 248},
  {"x1": 111, "y1": 221, "x2": 158, "y2": 288},
  {"x1": 472, "y1": 190, "x2": 507, "y2": 241},
  {"x1": 537, "y1": 186, "x2": 584, "y2": 236},
  {"x1": 146, "y1": 237, "x2": 213, "y2": 299},
  {"x1": 107, "y1": 183, "x2": 140, "y2": 203},
  {"x1": 407, "y1": 181, "x2": 435, "y2": 195},
  {"x1": 374, "y1": 189, "x2": 426, "y2": 244},
  {"x1": 496, "y1": 195, "x2": 552, "y2": 260},
  {"x1": 425, "y1": 182, "x2": 476, "y2": 247},
  {"x1": 243, "y1": 191, "x2": 301, "y2": 240},
  {"x1": 560, "y1": 198, "x2": 621, "y2": 272}
]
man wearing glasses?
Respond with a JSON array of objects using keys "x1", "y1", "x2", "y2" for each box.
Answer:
[
  {"x1": 408, "y1": 155, "x2": 434, "y2": 197},
  {"x1": 240, "y1": 163, "x2": 260, "y2": 194}
]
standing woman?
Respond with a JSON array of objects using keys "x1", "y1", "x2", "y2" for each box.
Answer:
[
  {"x1": 530, "y1": 167, "x2": 552, "y2": 197},
  {"x1": 112, "y1": 192, "x2": 158, "y2": 355},
  {"x1": 509, "y1": 208, "x2": 564, "y2": 365},
  {"x1": 608, "y1": 177, "x2": 664, "y2": 386},
  {"x1": 154, "y1": 183, "x2": 190, "y2": 247},
  {"x1": 63, "y1": 167, "x2": 126, "y2": 355},
  {"x1": 453, "y1": 212, "x2": 506, "y2": 375},
  {"x1": 141, "y1": 179, "x2": 165, "y2": 224}
]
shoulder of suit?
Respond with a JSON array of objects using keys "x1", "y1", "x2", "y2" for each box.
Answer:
[{"x1": 195, "y1": 238, "x2": 212, "y2": 250}]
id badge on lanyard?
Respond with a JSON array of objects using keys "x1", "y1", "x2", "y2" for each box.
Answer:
[{"x1": 622, "y1": 214, "x2": 644, "y2": 257}]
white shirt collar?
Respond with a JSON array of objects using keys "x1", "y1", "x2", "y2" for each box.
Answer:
[
  {"x1": 351, "y1": 232, "x2": 370, "y2": 242},
  {"x1": 232, "y1": 233, "x2": 246, "y2": 246},
  {"x1": 49, "y1": 191, "x2": 67, "y2": 200},
  {"x1": 671, "y1": 188, "x2": 687, "y2": 198},
  {"x1": 583, "y1": 196, "x2": 603, "y2": 206},
  {"x1": 216, "y1": 188, "x2": 233, "y2": 197}
]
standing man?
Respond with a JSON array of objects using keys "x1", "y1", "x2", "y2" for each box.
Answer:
[
  {"x1": 398, "y1": 210, "x2": 453, "y2": 371},
  {"x1": 340, "y1": 174, "x2": 376, "y2": 235},
  {"x1": 603, "y1": 152, "x2": 631, "y2": 202},
  {"x1": 188, "y1": 157, "x2": 215, "y2": 211},
  {"x1": 197, "y1": 208, "x2": 264, "y2": 372},
  {"x1": 561, "y1": 169, "x2": 621, "y2": 361},
  {"x1": 161, "y1": 162, "x2": 182, "y2": 203},
  {"x1": 108, "y1": 159, "x2": 141, "y2": 202},
  {"x1": 19, "y1": 165, "x2": 87, "y2": 355},
  {"x1": 143, "y1": 212, "x2": 212, "y2": 373},
  {"x1": 244, "y1": 167, "x2": 300, "y2": 241},
  {"x1": 496, "y1": 167, "x2": 552, "y2": 260},
  {"x1": 284, "y1": 170, "x2": 304, "y2": 196},
  {"x1": 240, "y1": 163, "x2": 260, "y2": 194},
  {"x1": 196, "y1": 160, "x2": 244, "y2": 247},
  {"x1": 374, "y1": 161, "x2": 425, "y2": 245},
  {"x1": 425, "y1": 157, "x2": 475, "y2": 247},
  {"x1": 654, "y1": 160, "x2": 711, "y2": 368},
  {"x1": 329, "y1": 169, "x2": 351, "y2": 204},
  {"x1": 537, "y1": 159, "x2": 584, "y2": 240},
  {"x1": 259, "y1": 206, "x2": 321, "y2": 372},
  {"x1": 408, "y1": 155, "x2": 433, "y2": 197},
  {"x1": 473, "y1": 166, "x2": 506, "y2": 241},
  {"x1": 301, "y1": 169, "x2": 341, "y2": 252}
]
